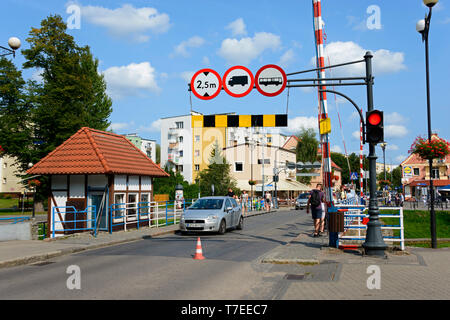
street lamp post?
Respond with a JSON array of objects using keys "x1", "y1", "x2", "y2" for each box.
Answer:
[
  {"x1": 0, "y1": 37, "x2": 21, "y2": 58},
  {"x1": 380, "y1": 142, "x2": 387, "y2": 181},
  {"x1": 416, "y1": 0, "x2": 438, "y2": 249},
  {"x1": 362, "y1": 52, "x2": 387, "y2": 257}
]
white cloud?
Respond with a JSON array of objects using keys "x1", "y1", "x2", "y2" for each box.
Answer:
[
  {"x1": 352, "y1": 130, "x2": 361, "y2": 140},
  {"x1": 331, "y1": 145, "x2": 343, "y2": 153},
  {"x1": 180, "y1": 71, "x2": 195, "y2": 83},
  {"x1": 109, "y1": 121, "x2": 134, "y2": 132},
  {"x1": 226, "y1": 18, "x2": 247, "y2": 36},
  {"x1": 315, "y1": 41, "x2": 406, "y2": 76},
  {"x1": 278, "y1": 49, "x2": 296, "y2": 68},
  {"x1": 385, "y1": 112, "x2": 406, "y2": 124},
  {"x1": 139, "y1": 119, "x2": 162, "y2": 133},
  {"x1": 31, "y1": 69, "x2": 44, "y2": 83},
  {"x1": 103, "y1": 62, "x2": 160, "y2": 98},
  {"x1": 172, "y1": 36, "x2": 205, "y2": 57},
  {"x1": 80, "y1": 4, "x2": 170, "y2": 42},
  {"x1": 218, "y1": 32, "x2": 281, "y2": 65},
  {"x1": 283, "y1": 116, "x2": 318, "y2": 134},
  {"x1": 395, "y1": 155, "x2": 407, "y2": 164},
  {"x1": 386, "y1": 144, "x2": 399, "y2": 151},
  {"x1": 202, "y1": 56, "x2": 210, "y2": 65},
  {"x1": 385, "y1": 124, "x2": 408, "y2": 139}
]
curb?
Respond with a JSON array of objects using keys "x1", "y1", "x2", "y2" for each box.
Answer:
[{"x1": 0, "y1": 227, "x2": 178, "y2": 269}]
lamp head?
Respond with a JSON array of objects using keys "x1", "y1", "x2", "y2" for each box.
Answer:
[
  {"x1": 416, "y1": 19, "x2": 426, "y2": 33},
  {"x1": 8, "y1": 37, "x2": 21, "y2": 50},
  {"x1": 423, "y1": 0, "x2": 438, "y2": 8}
]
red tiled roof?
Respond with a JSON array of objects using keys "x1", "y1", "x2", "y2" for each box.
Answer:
[{"x1": 27, "y1": 127, "x2": 169, "y2": 177}]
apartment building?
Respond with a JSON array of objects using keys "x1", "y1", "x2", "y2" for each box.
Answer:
[
  {"x1": 123, "y1": 133, "x2": 157, "y2": 163},
  {"x1": 0, "y1": 155, "x2": 26, "y2": 194}
]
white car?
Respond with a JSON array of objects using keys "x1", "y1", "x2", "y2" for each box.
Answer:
[{"x1": 179, "y1": 196, "x2": 243, "y2": 234}]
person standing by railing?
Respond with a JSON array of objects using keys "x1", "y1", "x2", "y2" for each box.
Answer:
[{"x1": 241, "y1": 191, "x2": 249, "y2": 216}]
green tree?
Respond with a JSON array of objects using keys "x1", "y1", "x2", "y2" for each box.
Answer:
[
  {"x1": 0, "y1": 58, "x2": 35, "y2": 172},
  {"x1": 296, "y1": 128, "x2": 319, "y2": 184},
  {"x1": 156, "y1": 143, "x2": 161, "y2": 164},
  {"x1": 1, "y1": 15, "x2": 112, "y2": 202},
  {"x1": 198, "y1": 141, "x2": 238, "y2": 196},
  {"x1": 22, "y1": 15, "x2": 112, "y2": 159},
  {"x1": 331, "y1": 152, "x2": 368, "y2": 188},
  {"x1": 153, "y1": 167, "x2": 199, "y2": 200}
]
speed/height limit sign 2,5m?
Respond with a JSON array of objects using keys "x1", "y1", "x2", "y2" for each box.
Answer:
[
  {"x1": 255, "y1": 64, "x2": 287, "y2": 97},
  {"x1": 222, "y1": 66, "x2": 255, "y2": 98},
  {"x1": 190, "y1": 69, "x2": 222, "y2": 100}
]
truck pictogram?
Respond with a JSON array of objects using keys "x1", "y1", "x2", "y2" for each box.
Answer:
[{"x1": 228, "y1": 75, "x2": 249, "y2": 87}]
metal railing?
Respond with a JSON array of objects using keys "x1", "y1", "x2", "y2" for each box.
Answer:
[
  {"x1": 109, "y1": 199, "x2": 197, "y2": 233},
  {"x1": 0, "y1": 217, "x2": 31, "y2": 224},
  {"x1": 336, "y1": 205, "x2": 405, "y2": 250},
  {"x1": 52, "y1": 206, "x2": 97, "y2": 238}
]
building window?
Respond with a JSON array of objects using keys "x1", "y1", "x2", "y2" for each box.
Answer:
[
  {"x1": 113, "y1": 193, "x2": 125, "y2": 219},
  {"x1": 2, "y1": 178, "x2": 6, "y2": 184},
  {"x1": 178, "y1": 165, "x2": 184, "y2": 172},
  {"x1": 195, "y1": 150, "x2": 200, "y2": 157},
  {"x1": 195, "y1": 164, "x2": 200, "y2": 171},
  {"x1": 179, "y1": 150, "x2": 183, "y2": 157},
  {"x1": 195, "y1": 135, "x2": 200, "y2": 142},
  {"x1": 140, "y1": 193, "x2": 150, "y2": 214},
  {"x1": 258, "y1": 159, "x2": 270, "y2": 165},
  {"x1": 235, "y1": 162, "x2": 243, "y2": 172},
  {"x1": 2, "y1": 163, "x2": 6, "y2": 169},
  {"x1": 431, "y1": 169, "x2": 440, "y2": 179},
  {"x1": 267, "y1": 137, "x2": 272, "y2": 143},
  {"x1": 176, "y1": 121, "x2": 184, "y2": 129},
  {"x1": 179, "y1": 136, "x2": 183, "y2": 143},
  {"x1": 127, "y1": 193, "x2": 138, "y2": 217},
  {"x1": 413, "y1": 168, "x2": 420, "y2": 176}
]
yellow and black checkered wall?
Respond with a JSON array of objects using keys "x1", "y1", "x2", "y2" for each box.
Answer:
[{"x1": 191, "y1": 114, "x2": 288, "y2": 128}]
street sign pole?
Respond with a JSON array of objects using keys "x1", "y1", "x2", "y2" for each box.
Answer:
[{"x1": 362, "y1": 52, "x2": 387, "y2": 257}]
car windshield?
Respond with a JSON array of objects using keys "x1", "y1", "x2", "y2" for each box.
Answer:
[
  {"x1": 189, "y1": 199, "x2": 224, "y2": 210},
  {"x1": 298, "y1": 193, "x2": 309, "y2": 199}
]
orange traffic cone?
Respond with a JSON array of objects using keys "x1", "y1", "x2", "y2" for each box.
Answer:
[{"x1": 193, "y1": 237, "x2": 205, "y2": 260}]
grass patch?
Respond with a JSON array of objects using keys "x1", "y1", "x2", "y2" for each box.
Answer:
[
  {"x1": 0, "y1": 198, "x2": 20, "y2": 209},
  {"x1": 381, "y1": 210, "x2": 450, "y2": 239},
  {"x1": 405, "y1": 241, "x2": 450, "y2": 248}
]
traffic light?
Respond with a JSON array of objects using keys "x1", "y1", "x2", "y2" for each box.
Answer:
[{"x1": 365, "y1": 110, "x2": 384, "y2": 144}]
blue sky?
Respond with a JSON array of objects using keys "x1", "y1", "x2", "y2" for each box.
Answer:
[{"x1": 2, "y1": 0, "x2": 449, "y2": 166}]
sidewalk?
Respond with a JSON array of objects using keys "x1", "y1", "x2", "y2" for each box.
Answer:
[{"x1": 0, "y1": 207, "x2": 279, "y2": 269}]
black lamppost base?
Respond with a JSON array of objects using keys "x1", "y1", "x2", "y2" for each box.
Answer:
[{"x1": 362, "y1": 244, "x2": 388, "y2": 257}]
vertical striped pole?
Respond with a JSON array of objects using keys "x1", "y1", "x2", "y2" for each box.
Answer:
[
  {"x1": 313, "y1": 0, "x2": 333, "y2": 204},
  {"x1": 360, "y1": 109, "x2": 364, "y2": 203}
]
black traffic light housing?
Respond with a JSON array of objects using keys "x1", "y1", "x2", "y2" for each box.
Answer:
[{"x1": 365, "y1": 110, "x2": 384, "y2": 144}]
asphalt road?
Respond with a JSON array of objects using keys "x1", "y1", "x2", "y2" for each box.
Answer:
[{"x1": 0, "y1": 209, "x2": 314, "y2": 300}]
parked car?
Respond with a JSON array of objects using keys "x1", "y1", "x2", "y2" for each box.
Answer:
[
  {"x1": 179, "y1": 196, "x2": 243, "y2": 234},
  {"x1": 295, "y1": 193, "x2": 310, "y2": 210}
]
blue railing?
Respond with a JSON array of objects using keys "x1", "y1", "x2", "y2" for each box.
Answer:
[
  {"x1": 0, "y1": 217, "x2": 31, "y2": 224},
  {"x1": 52, "y1": 206, "x2": 97, "y2": 238}
]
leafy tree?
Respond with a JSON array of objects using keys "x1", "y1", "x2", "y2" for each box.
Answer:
[
  {"x1": 22, "y1": 15, "x2": 112, "y2": 159},
  {"x1": 1, "y1": 15, "x2": 112, "y2": 202},
  {"x1": 153, "y1": 167, "x2": 199, "y2": 200},
  {"x1": 331, "y1": 152, "x2": 368, "y2": 188},
  {"x1": 0, "y1": 58, "x2": 35, "y2": 172},
  {"x1": 198, "y1": 141, "x2": 238, "y2": 196},
  {"x1": 155, "y1": 143, "x2": 161, "y2": 164},
  {"x1": 295, "y1": 128, "x2": 319, "y2": 184}
]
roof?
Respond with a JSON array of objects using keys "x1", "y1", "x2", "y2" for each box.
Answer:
[
  {"x1": 406, "y1": 179, "x2": 450, "y2": 187},
  {"x1": 27, "y1": 127, "x2": 169, "y2": 177}
]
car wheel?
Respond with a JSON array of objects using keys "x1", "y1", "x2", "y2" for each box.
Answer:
[
  {"x1": 236, "y1": 217, "x2": 243, "y2": 230},
  {"x1": 218, "y1": 219, "x2": 226, "y2": 235}
]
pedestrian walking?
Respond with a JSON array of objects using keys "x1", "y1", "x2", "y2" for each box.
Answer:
[
  {"x1": 241, "y1": 191, "x2": 249, "y2": 216},
  {"x1": 264, "y1": 191, "x2": 271, "y2": 212},
  {"x1": 306, "y1": 183, "x2": 326, "y2": 237}
]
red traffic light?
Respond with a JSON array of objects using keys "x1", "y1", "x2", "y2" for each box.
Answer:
[{"x1": 368, "y1": 111, "x2": 382, "y2": 125}]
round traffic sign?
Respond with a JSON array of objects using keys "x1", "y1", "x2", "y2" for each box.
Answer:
[
  {"x1": 222, "y1": 66, "x2": 254, "y2": 98},
  {"x1": 255, "y1": 64, "x2": 287, "y2": 97},
  {"x1": 191, "y1": 69, "x2": 222, "y2": 100}
]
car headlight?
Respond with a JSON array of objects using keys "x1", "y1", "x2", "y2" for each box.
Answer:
[
  {"x1": 207, "y1": 215, "x2": 218, "y2": 221},
  {"x1": 180, "y1": 214, "x2": 185, "y2": 221}
]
